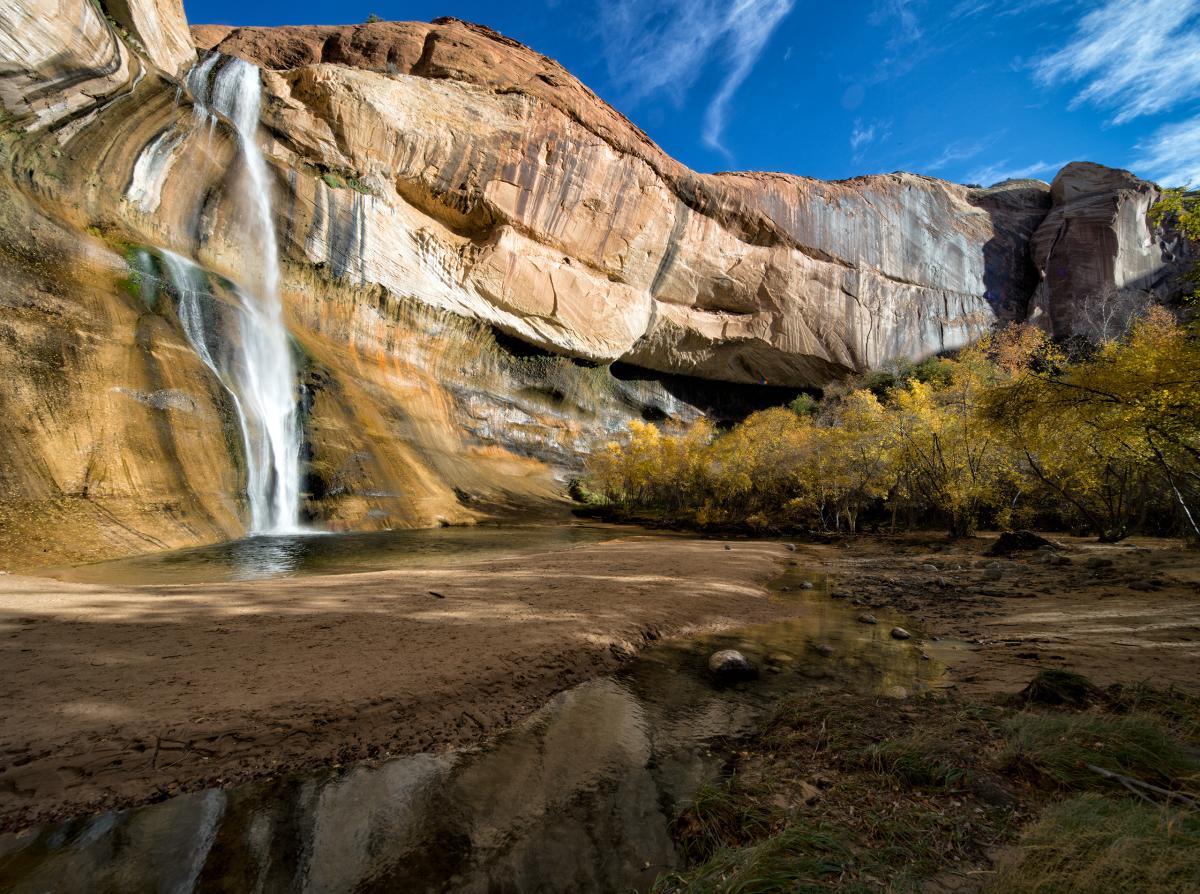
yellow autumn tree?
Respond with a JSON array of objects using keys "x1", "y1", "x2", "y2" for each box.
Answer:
[
  {"x1": 707, "y1": 408, "x2": 815, "y2": 524},
  {"x1": 982, "y1": 308, "x2": 1200, "y2": 541},
  {"x1": 809, "y1": 389, "x2": 892, "y2": 532},
  {"x1": 890, "y1": 348, "x2": 1014, "y2": 536}
]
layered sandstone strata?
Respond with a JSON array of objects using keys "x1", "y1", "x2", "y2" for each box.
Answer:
[{"x1": 0, "y1": 4, "x2": 1189, "y2": 565}]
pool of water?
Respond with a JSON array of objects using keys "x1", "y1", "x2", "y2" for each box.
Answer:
[
  {"x1": 41, "y1": 524, "x2": 634, "y2": 586},
  {"x1": 0, "y1": 569, "x2": 948, "y2": 893}
]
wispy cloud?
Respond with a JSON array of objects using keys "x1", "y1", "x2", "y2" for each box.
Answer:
[
  {"x1": 1134, "y1": 115, "x2": 1200, "y2": 187},
  {"x1": 864, "y1": 0, "x2": 929, "y2": 82},
  {"x1": 1034, "y1": 0, "x2": 1200, "y2": 124},
  {"x1": 849, "y1": 118, "x2": 892, "y2": 162},
  {"x1": 965, "y1": 158, "x2": 1066, "y2": 186},
  {"x1": 850, "y1": 120, "x2": 877, "y2": 153},
  {"x1": 925, "y1": 138, "x2": 987, "y2": 172},
  {"x1": 703, "y1": 0, "x2": 795, "y2": 156},
  {"x1": 598, "y1": 0, "x2": 794, "y2": 159}
]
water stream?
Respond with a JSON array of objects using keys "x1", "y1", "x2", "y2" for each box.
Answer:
[
  {"x1": 127, "y1": 54, "x2": 302, "y2": 534},
  {"x1": 0, "y1": 563, "x2": 947, "y2": 893}
]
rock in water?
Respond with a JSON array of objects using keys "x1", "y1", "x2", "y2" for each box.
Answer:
[
  {"x1": 707, "y1": 650, "x2": 756, "y2": 681},
  {"x1": 891, "y1": 627, "x2": 912, "y2": 641},
  {"x1": 858, "y1": 614, "x2": 878, "y2": 625}
]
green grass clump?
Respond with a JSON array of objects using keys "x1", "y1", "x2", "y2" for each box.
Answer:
[
  {"x1": 855, "y1": 732, "x2": 972, "y2": 790},
  {"x1": 672, "y1": 779, "x2": 777, "y2": 863},
  {"x1": 1110, "y1": 682, "x2": 1200, "y2": 742},
  {"x1": 657, "y1": 801, "x2": 990, "y2": 894},
  {"x1": 985, "y1": 793, "x2": 1200, "y2": 894},
  {"x1": 655, "y1": 822, "x2": 853, "y2": 894},
  {"x1": 1019, "y1": 669, "x2": 1102, "y2": 709},
  {"x1": 1000, "y1": 711, "x2": 1200, "y2": 792}
]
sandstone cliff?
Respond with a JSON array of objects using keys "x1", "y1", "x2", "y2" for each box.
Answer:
[{"x1": 0, "y1": 3, "x2": 1189, "y2": 566}]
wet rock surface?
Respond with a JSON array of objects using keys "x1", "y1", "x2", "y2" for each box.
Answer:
[{"x1": 708, "y1": 649, "x2": 757, "y2": 681}]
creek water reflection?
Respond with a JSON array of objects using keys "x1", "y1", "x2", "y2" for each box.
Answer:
[
  {"x1": 43, "y1": 525, "x2": 630, "y2": 585},
  {"x1": 0, "y1": 571, "x2": 947, "y2": 893}
]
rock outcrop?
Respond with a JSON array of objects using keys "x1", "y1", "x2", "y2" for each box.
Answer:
[
  {"x1": 1028, "y1": 162, "x2": 1193, "y2": 340},
  {"x1": 0, "y1": 4, "x2": 1190, "y2": 566},
  {"x1": 202, "y1": 19, "x2": 1049, "y2": 383}
]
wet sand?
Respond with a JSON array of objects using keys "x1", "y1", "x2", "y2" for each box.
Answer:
[
  {"x1": 4, "y1": 530, "x2": 1198, "y2": 836},
  {"x1": 805, "y1": 534, "x2": 1200, "y2": 696},
  {"x1": 0, "y1": 538, "x2": 792, "y2": 831}
]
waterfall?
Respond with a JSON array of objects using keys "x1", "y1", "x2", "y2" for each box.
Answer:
[
  {"x1": 167, "y1": 54, "x2": 302, "y2": 534},
  {"x1": 127, "y1": 127, "x2": 184, "y2": 213}
]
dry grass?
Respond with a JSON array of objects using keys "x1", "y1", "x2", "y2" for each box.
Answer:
[{"x1": 986, "y1": 793, "x2": 1200, "y2": 894}]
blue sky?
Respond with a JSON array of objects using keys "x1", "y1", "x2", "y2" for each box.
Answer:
[{"x1": 182, "y1": 0, "x2": 1200, "y2": 187}]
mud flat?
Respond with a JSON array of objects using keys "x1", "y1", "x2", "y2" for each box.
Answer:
[
  {"x1": 0, "y1": 535, "x2": 795, "y2": 831},
  {"x1": 803, "y1": 533, "x2": 1200, "y2": 697}
]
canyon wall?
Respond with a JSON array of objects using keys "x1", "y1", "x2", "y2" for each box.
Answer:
[{"x1": 0, "y1": 4, "x2": 1189, "y2": 566}]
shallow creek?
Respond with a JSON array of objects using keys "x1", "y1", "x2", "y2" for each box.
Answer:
[
  {"x1": 42, "y1": 524, "x2": 632, "y2": 585},
  {"x1": 3, "y1": 545, "x2": 948, "y2": 893}
]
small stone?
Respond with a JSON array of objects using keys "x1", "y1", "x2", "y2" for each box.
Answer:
[
  {"x1": 983, "y1": 567, "x2": 1003, "y2": 581},
  {"x1": 799, "y1": 581, "x2": 814, "y2": 590},
  {"x1": 858, "y1": 613, "x2": 878, "y2": 625},
  {"x1": 724, "y1": 544, "x2": 732, "y2": 550},
  {"x1": 708, "y1": 649, "x2": 756, "y2": 680},
  {"x1": 786, "y1": 543, "x2": 797, "y2": 552},
  {"x1": 796, "y1": 781, "x2": 822, "y2": 804},
  {"x1": 814, "y1": 643, "x2": 836, "y2": 657},
  {"x1": 891, "y1": 626, "x2": 912, "y2": 641},
  {"x1": 921, "y1": 563, "x2": 939, "y2": 573}
]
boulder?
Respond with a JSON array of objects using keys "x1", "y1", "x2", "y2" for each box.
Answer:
[
  {"x1": 707, "y1": 649, "x2": 756, "y2": 681},
  {"x1": 988, "y1": 531, "x2": 1057, "y2": 556}
]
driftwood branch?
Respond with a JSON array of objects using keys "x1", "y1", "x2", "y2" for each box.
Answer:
[{"x1": 1086, "y1": 763, "x2": 1200, "y2": 811}]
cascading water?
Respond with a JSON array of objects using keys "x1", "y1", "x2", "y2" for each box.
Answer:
[{"x1": 161, "y1": 54, "x2": 303, "y2": 534}]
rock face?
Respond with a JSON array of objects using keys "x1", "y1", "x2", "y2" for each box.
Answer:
[
  {"x1": 0, "y1": 5, "x2": 1190, "y2": 566},
  {"x1": 1028, "y1": 162, "x2": 1194, "y2": 339},
  {"x1": 203, "y1": 19, "x2": 1045, "y2": 383}
]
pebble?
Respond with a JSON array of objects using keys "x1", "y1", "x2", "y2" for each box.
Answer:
[
  {"x1": 858, "y1": 613, "x2": 878, "y2": 625},
  {"x1": 799, "y1": 581, "x2": 814, "y2": 590},
  {"x1": 814, "y1": 643, "x2": 836, "y2": 657},
  {"x1": 891, "y1": 626, "x2": 912, "y2": 641}
]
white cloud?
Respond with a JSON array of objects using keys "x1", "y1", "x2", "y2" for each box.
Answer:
[
  {"x1": 925, "y1": 139, "x2": 987, "y2": 172},
  {"x1": 703, "y1": 0, "x2": 795, "y2": 156},
  {"x1": 965, "y1": 158, "x2": 1066, "y2": 185},
  {"x1": 1133, "y1": 115, "x2": 1200, "y2": 187},
  {"x1": 849, "y1": 118, "x2": 892, "y2": 162},
  {"x1": 598, "y1": 0, "x2": 794, "y2": 158},
  {"x1": 1035, "y1": 0, "x2": 1200, "y2": 124},
  {"x1": 851, "y1": 119, "x2": 877, "y2": 152}
]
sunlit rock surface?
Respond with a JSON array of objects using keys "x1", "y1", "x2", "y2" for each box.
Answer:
[
  {"x1": 0, "y1": 5, "x2": 1188, "y2": 564},
  {"x1": 1028, "y1": 162, "x2": 1194, "y2": 339}
]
